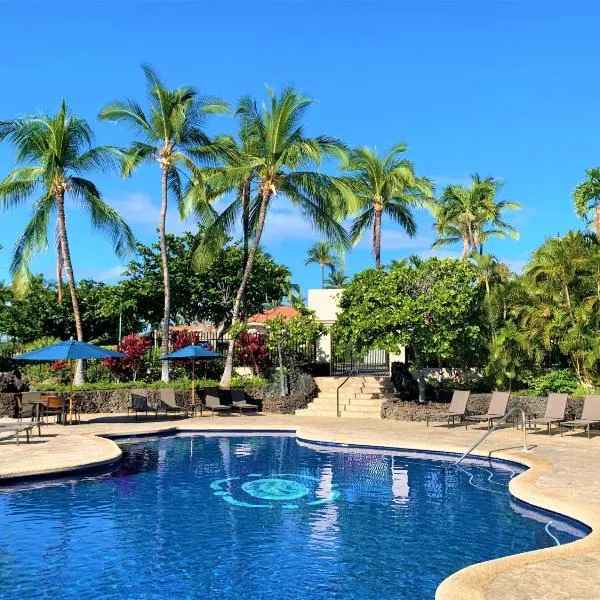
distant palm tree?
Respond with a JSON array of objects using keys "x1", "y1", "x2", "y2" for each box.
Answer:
[
  {"x1": 324, "y1": 268, "x2": 350, "y2": 288},
  {"x1": 186, "y1": 86, "x2": 351, "y2": 389},
  {"x1": 305, "y1": 241, "x2": 338, "y2": 287},
  {"x1": 469, "y1": 252, "x2": 499, "y2": 297},
  {"x1": 573, "y1": 167, "x2": 600, "y2": 240},
  {"x1": 342, "y1": 144, "x2": 433, "y2": 269},
  {"x1": 431, "y1": 174, "x2": 520, "y2": 260},
  {"x1": 0, "y1": 100, "x2": 135, "y2": 382},
  {"x1": 99, "y1": 65, "x2": 229, "y2": 381}
]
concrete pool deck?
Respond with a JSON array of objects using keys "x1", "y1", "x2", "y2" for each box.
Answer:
[{"x1": 1, "y1": 413, "x2": 600, "y2": 599}]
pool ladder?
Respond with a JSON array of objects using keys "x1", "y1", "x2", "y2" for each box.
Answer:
[{"x1": 455, "y1": 407, "x2": 529, "y2": 468}]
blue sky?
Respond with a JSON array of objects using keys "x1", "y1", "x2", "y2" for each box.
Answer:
[{"x1": 1, "y1": 0, "x2": 598, "y2": 295}]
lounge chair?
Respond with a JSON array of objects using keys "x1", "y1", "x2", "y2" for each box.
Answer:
[
  {"x1": 426, "y1": 390, "x2": 469, "y2": 427},
  {"x1": 231, "y1": 389, "x2": 258, "y2": 415},
  {"x1": 525, "y1": 393, "x2": 568, "y2": 435},
  {"x1": 128, "y1": 389, "x2": 151, "y2": 420},
  {"x1": 560, "y1": 395, "x2": 600, "y2": 439},
  {"x1": 465, "y1": 391, "x2": 510, "y2": 430},
  {"x1": 158, "y1": 388, "x2": 188, "y2": 417},
  {"x1": 204, "y1": 389, "x2": 232, "y2": 416},
  {"x1": 0, "y1": 423, "x2": 34, "y2": 444},
  {"x1": 17, "y1": 392, "x2": 43, "y2": 435}
]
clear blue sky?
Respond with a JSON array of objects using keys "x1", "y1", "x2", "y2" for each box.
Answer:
[{"x1": 1, "y1": 0, "x2": 598, "y2": 296}]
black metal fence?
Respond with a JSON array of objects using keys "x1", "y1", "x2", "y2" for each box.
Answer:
[{"x1": 331, "y1": 345, "x2": 390, "y2": 376}]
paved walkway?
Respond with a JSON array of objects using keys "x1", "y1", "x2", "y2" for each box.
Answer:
[{"x1": 1, "y1": 413, "x2": 600, "y2": 599}]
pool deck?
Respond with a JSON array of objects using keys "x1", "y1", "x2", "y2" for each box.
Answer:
[{"x1": 1, "y1": 413, "x2": 600, "y2": 599}]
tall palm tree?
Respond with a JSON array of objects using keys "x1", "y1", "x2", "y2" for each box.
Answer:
[
  {"x1": 573, "y1": 167, "x2": 600, "y2": 240},
  {"x1": 431, "y1": 174, "x2": 520, "y2": 259},
  {"x1": 99, "y1": 65, "x2": 229, "y2": 381},
  {"x1": 469, "y1": 252, "x2": 499, "y2": 297},
  {"x1": 0, "y1": 100, "x2": 135, "y2": 382},
  {"x1": 324, "y1": 268, "x2": 350, "y2": 288},
  {"x1": 341, "y1": 144, "x2": 433, "y2": 269},
  {"x1": 188, "y1": 87, "x2": 350, "y2": 388},
  {"x1": 304, "y1": 241, "x2": 338, "y2": 287}
]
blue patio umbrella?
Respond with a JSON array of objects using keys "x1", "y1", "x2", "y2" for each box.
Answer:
[
  {"x1": 13, "y1": 340, "x2": 126, "y2": 424},
  {"x1": 161, "y1": 345, "x2": 223, "y2": 414}
]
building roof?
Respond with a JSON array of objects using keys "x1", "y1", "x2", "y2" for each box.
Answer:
[
  {"x1": 170, "y1": 323, "x2": 218, "y2": 334},
  {"x1": 248, "y1": 306, "x2": 299, "y2": 324}
]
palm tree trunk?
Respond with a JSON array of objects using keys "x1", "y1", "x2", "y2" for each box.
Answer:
[
  {"x1": 159, "y1": 164, "x2": 171, "y2": 382},
  {"x1": 373, "y1": 204, "x2": 382, "y2": 269},
  {"x1": 220, "y1": 189, "x2": 271, "y2": 389},
  {"x1": 56, "y1": 191, "x2": 85, "y2": 384},
  {"x1": 241, "y1": 180, "x2": 250, "y2": 269},
  {"x1": 595, "y1": 205, "x2": 600, "y2": 241},
  {"x1": 460, "y1": 238, "x2": 469, "y2": 261},
  {"x1": 321, "y1": 263, "x2": 325, "y2": 288}
]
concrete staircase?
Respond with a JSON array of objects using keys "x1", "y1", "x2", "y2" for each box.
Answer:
[{"x1": 295, "y1": 376, "x2": 394, "y2": 419}]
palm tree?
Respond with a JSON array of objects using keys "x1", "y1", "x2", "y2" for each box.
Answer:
[
  {"x1": 573, "y1": 167, "x2": 600, "y2": 240},
  {"x1": 469, "y1": 252, "x2": 499, "y2": 297},
  {"x1": 304, "y1": 241, "x2": 338, "y2": 287},
  {"x1": 324, "y1": 268, "x2": 350, "y2": 288},
  {"x1": 431, "y1": 174, "x2": 520, "y2": 259},
  {"x1": 341, "y1": 144, "x2": 432, "y2": 269},
  {"x1": 0, "y1": 100, "x2": 135, "y2": 382},
  {"x1": 99, "y1": 65, "x2": 229, "y2": 381},
  {"x1": 188, "y1": 87, "x2": 350, "y2": 388}
]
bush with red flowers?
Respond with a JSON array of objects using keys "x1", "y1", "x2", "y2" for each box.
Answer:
[
  {"x1": 233, "y1": 333, "x2": 270, "y2": 374},
  {"x1": 103, "y1": 333, "x2": 150, "y2": 382}
]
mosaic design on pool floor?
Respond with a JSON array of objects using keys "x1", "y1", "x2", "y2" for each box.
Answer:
[{"x1": 210, "y1": 473, "x2": 339, "y2": 508}]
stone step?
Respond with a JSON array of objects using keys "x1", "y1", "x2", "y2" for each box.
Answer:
[
  {"x1": 347, "y1": 398, "x2": 385, "y2": 408},
  {"x1": 340, "y1": 410, "x2": 382, "y2": 419},
  {"x1": 317, "y1": 392, "x2": 382, "y2": 400},
  {"x1": 295, "y1": 408, "x2": 341, "y2": 418}
]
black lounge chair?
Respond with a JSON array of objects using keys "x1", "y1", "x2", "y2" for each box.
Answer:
[
  {"x1": 204, "y1": 389, "x2": 231, "y2": 416},
  {"x1": 465, "y1": 391, "x2": 510, "y2": 430},
  {"x1": 560, "y1": 395, "x2": 600, "y2": 439},
  {"x1": 525, "y1": 393, "x2": 568, "y2": 435},
  {"x1": 426, "y1": 390, "x2": 469, "y2": 427},
  {"x1": 128, "y1": 389, "x2": 152, "y2": 420},
  {"x1": 158, "y1": 388, "x2": 188, "y2": 417},
  {"x1": 230, "y1": 389, "x2": 258, "y2": 415}
]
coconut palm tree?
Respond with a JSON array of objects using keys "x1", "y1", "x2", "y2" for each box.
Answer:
[
  {"x1": 99, "y1": 65, "x2": 229, "y2": 381},
  {"x1": 0, "y1": 100, "x2": 135, "y2": 382},
  {"x1": 573, "y1": 167, "x2": 600, "y2": 240},
  {"x1": 469, "y1": 252, "x2": 500, "y2": 297},
  {"x1": 304, "y1": 241, "x2": 338, "y2": 287},
  {"x1": 340, "y1": 144, "x2": 432, "y2": 269},
  {"x1": 188, "y1": 86, "x2": 350, "y2": 388},
  {"x1": 431, "y1": 174, "x2": 520, "y2": 259},
  {"x1": 324, "y1": 268, "x2": 350, "y2": 288}
]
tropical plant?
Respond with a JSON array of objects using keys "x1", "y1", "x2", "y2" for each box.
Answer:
[
  {"x1": 0, "y1": 101, "x2": 135, "y2": 382},
  {"x1": 324, "y1": 268, "x2": 350, "y2": 288},
  {"x1": 99, "y1": 65, "x2": 229, "y2": 381},
  {"x1": 187, "y1": 86, "x2": 351, "y2": 388},
  {"x1": 486, "y1": 321, "x2": 534, "y2": 390},
  {"x1": 430, "y1": 174, "x2": 520, "y2": 259},
  {"x1": 341, "y1": 144, "x2": 433, "y2": 269},
  {"x1": 573, "y1": 167, "x2": 600, "y2": 239},
  {"x1": 102, "y1": 333, "x2": 150, "y2": 382},
  {"x1": 304, "y1": 241, "x2": 338, "y2": 287}
]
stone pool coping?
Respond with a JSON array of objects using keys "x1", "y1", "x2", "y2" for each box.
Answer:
[{"x1": 1, "y1": 414, "x2": 599, "y2": 599}]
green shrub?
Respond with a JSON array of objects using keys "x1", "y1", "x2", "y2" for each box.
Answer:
[{"x1": 525, "y1": 369, "x2": 580, "y2": 395}]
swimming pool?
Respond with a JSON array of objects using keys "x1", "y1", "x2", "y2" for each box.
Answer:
[{"x1": 0, "y1": 434, "x2": 589, "y2": 599}]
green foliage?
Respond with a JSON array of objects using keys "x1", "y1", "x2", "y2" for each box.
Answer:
[
  {"x1": 17, "y1": 337, "x2": 61, "y2": 384},
  {"x1": 121, "y1": 232, "x2": 289, "y2": 329},
  {"x1": 486, "y1": 322, "x2": 534, "y2": 389},
  {"x1": 334, "y1": 258, "x2": 487, "y2": 368},
  {"x1": 524, "y1": 369, "x2": 581, "y2": 396}
]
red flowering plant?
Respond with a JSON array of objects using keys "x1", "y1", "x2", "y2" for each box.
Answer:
[
  {"x1": 233, "y1": 333, "x2": 270, "y2": 375},
  {"x1": 50, "y1": 360, "x2": 71, "y2": 384},
  {"x1": 102, "y1": 333, "x2": 150, "y2": 382}
]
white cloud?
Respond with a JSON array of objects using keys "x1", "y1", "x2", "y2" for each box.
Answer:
[{"x1": 96, "y1": 265, "x2": 126, "y2": 282}]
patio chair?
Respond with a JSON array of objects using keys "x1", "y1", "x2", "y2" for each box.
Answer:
[
  {"x1": 17, "y1": 392, "x2": 43, "y2": 436},
  {"x1": 204, "y1": 389, "x2": 232, "y2": 416},
  {"x1": 158, "y1": 388, "x2": 188, "y2": 417},
  {"x1": 560, "y1": 395, "x2": 600, "y2": 439},
  {"x1": 43, "y1": 394, "x2": 66, "y2": 424},
  {"x1": 0, "y1": 423, "x2": 34, "y2": 445},
  {"x1": 465, "y1": 391, "x2": 510, "y2": 430},
  {"x1": 230, "y1": 389, "x2": 258, "y2": 415},
  {"x1": 128, "y1": 389, "x2": 151, "y2": 420},
  {"x1": 426, "y1": 390, "x2": 469, "y2": 427},
  {"x1": 525, "y1": 393, "x2": 568, "y2": 435}
]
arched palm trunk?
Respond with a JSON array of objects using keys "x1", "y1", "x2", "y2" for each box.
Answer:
[
  {"x1": 56, "y1": 191, "x2": 85, "y2": 384},
  {"x1": 241, "y1": 179, "x2": 251, "y2": 319},
  {"x1": 373, "y1": 200, "x2": 383, "y2": 269},
  {"x1": 159, "y1": 164, "x2": 171, "y2": 382},
  {"x1": 220, "y1": 189, "x2": 271, "y2": 389},
  {"x1": 321, "y1": 262, "x2": 325, "y2": 287},
  {"x1": 595, "y1": 205, "x2": 600, "y2": 241}
]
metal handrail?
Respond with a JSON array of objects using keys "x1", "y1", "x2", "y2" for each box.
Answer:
[
  {"x1": 336, "y1": 371, "x2": 355, "y2": 417},
  {"x1": 455, "y1": 406, "x2": 528, "y2": 468}
]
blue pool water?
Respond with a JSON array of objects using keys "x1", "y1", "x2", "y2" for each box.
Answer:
[{"x1": 0, "y1": 434, "x2": 589, "y2": 599}]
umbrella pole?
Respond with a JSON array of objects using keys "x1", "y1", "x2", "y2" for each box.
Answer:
[
  {"x1": 69, "y1": 359, "x2": 74, "y2": 425},
  {"x1": 192, "y1": 359, "x2": 198, "y2": 415}
]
